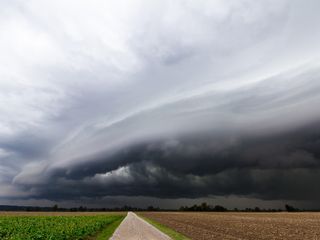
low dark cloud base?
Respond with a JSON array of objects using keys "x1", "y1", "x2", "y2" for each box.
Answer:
[{"x1": 14, "y1": 121, "x2": 320, "y2": 203}]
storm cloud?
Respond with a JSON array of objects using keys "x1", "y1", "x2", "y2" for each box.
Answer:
[{"x1": 1, "y1": 0, "x2": 320, "y2": 208}]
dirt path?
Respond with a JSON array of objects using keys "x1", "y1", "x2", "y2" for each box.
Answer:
[{"x1": 110, "y1": 212, "x2": 172, "y2": 240}]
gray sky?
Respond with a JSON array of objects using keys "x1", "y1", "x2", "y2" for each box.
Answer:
[{"x1": 1, "y1": 0, "x2": 320, "y2": 209}]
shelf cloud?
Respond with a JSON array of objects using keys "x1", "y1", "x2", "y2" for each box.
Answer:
[{"x1": 1, "y1": 0, "x2": 320, "y2": 208}]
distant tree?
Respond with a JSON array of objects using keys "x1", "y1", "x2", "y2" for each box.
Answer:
[
  {"x1": 78, "y1": 206, "x2": 87, "y2": 212},
  {"x1": 213, "y1": 205, "x2": 227, "y2": 212},
  {"x1": 179, "y1": 206, "x2": 186, "y2": 211},
  {"x1": 147, "y1": 206, "x2": 156, "y2": 211},
  {"x1": 285, "y1": 204, "x2": 299, "y2": 212},
  {"x1": 254, "y1": 207, "x2": 261, "y2": 212},
  {"x1": 190, "y1": 204, "x2": 197, "y2": 211},
  {"x1": 52, "y1": 204, "x2": 58, "y2": 211},
  {"x1": 200, "y1": 202, "x2": 210, "y2": 211},
  {"x1": 178, "y1": 203, "x2": 227, "y2": 212}
]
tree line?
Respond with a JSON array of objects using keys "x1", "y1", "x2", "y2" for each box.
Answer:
[{"x1": 0, "y1": 203, "x2": 312, "y2": 212}]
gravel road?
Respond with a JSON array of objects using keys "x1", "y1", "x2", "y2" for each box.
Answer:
[{"x1": 110, "y1": 212, "x2": 172, "y2": 240}]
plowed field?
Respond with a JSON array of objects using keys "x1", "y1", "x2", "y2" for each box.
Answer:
[{"x1": 141, "y1": 212, "x2": 320, "y2": 240}]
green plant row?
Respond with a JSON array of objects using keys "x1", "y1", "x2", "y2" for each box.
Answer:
[{"x1": 0, "y1": 215, "x2": 123, "y2": 240}]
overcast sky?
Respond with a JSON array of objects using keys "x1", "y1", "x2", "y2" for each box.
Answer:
[{"x1": 0, "y1": 0, "x2": 320, "y2": 209}]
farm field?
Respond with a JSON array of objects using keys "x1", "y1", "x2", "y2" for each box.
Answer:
[
  {"x1": 0, "y1": 211, "x2": 125, "y2": 216},
  {"x1": 0, "y1": 212, "x2": 125, "y2": 240},
  {"x1": 141, "y1": 212, "x2": 320, "y2": 240}
]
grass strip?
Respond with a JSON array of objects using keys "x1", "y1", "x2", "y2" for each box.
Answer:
[
  {"x1": 139, "y1": 214, "x2": 190, "y2": 240},
  {"x1": 88, "y1": 215, "x2": 125, "y2": 240}
]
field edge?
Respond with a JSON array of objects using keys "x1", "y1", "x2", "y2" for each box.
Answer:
[
  {"x1": 138, "y1": 213, "x2": 190, "y2": 240},
  {"x1": 89, "y1": 215, "x2": 125, "y2": 240}
]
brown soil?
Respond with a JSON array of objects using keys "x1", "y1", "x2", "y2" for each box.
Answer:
[{"x1": 140, "y1": 212, "x2": 320, "y2": 240}]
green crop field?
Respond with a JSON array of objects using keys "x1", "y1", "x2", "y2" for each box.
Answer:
[{"x1": 0, "y1": 214, "x2": 124, "y2": 240}]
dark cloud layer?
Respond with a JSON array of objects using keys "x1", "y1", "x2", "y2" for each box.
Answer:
[
  {"x1": 1, "y1": 0, "x2": 320, "y2": 208},
  {"x1": 12, "y1": 122, "x2": 320, "y2": 203}
]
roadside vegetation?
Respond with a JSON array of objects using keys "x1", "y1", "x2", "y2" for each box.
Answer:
[
  {"x1": 139, "y1": 214, "x2": 190, "y2": 240},
  {"x1": 93, "y1": 216, "x2": 124, "y2": 240}
]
